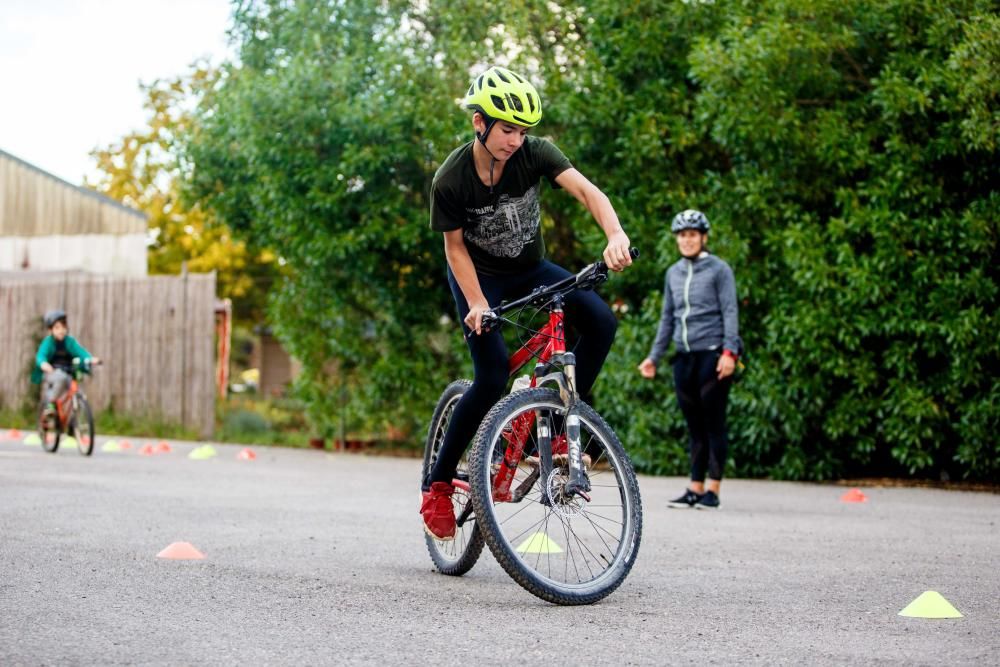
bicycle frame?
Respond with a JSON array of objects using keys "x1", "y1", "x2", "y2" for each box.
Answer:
[
  {"x1": 492, "y1": 294, "x2": 588, "y2": 502},
  {"x1": 54, "y1": 380, "x2": 79, "y2": 429},
  {"x1": 507, "y1": 306, "x2": 565, "y2": 378}
]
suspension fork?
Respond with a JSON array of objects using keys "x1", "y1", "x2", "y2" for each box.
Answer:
[{"x1": 536, "y1": 297, "x2": 589, "y2": 498}]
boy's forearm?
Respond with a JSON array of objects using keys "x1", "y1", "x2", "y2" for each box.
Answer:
[
  {"x1": 443, "y1": 233, "x2": 487, "y2": 308},
  {"x1": 583, "y1": 187, "x2": 624, "y2": 240}
]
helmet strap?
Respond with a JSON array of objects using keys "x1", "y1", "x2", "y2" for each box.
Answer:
[{"x1": 473, "y1": 111, "x2": 502, "y2": 195}]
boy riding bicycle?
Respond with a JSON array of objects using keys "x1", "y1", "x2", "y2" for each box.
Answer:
[
  {"x1": 32, "y1": 310, "x2": 100, "y2": 427},
  {"x1": 422, "y1": 65, "x2": 632, "y2": 540}
]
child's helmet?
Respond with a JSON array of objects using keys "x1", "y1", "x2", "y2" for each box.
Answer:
[
  {"x1": 464, "y1": 66, "x2": 542, "y2": 128},
  {"x1": 44, "y1": 309, "x2": 67, "y2": 328},
  {"x1": 671, "y1": 210, "x2": 710, "y2": 234}
]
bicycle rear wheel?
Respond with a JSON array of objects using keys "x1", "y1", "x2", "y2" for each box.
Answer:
[
  {"x1": 469, "y1": 388, "x2": 642, "y2": 605},
  {"x1": 71, "y1": 395, "x2": 95, "y2": 456},
  {"x1": 422, "y1": 379, "x2": 485, "y2": 576}
]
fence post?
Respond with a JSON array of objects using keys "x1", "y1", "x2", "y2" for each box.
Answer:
[{"x1": 180, "y1": 261, "x2": 188, "y2": 429}]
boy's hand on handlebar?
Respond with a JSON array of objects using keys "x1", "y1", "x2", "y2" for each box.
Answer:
[
  {"x1": 464, "y1": 301, "x2": 492, "y2": 336},
  {"x1": 41, "y1": 362, "x2": 54, "y2": 374},
  {"x1": 604, "y1": 231, "x2": 632, "y2": 272}
]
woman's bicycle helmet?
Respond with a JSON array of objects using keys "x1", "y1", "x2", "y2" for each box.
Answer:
[{"x1": 671, "y1": 209, "x2": 710, "y2": 234}]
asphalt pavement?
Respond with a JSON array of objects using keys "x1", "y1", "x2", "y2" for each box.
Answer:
[{"x1": 0, "y1": 431, "x2": 996, "y2": 665}]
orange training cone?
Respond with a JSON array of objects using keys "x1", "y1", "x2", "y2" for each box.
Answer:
[
  {"x1": 7, "y1": 428, "x2": 23, "y2": 440},
  {"x1": 155, "y1": 441, "x2": 172, "y2": 454},
  {"x1": 841, "y1": 488, "x2": 868, "y2": 503},
  {"x1": 120, "y1": 440, "x2": 133, "y2": 450},
  {"x1": 156, "y1": 541, "x2": 206, "y2": 560},
  {"x1": 139, "y1": 443, "x2": 156, "y2": 456},
  {"x1": 237, "y1": 447, "x2": 257, "y2": 461}
]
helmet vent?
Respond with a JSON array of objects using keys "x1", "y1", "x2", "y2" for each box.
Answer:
[
  {"x1": 506, "y1": 93, "x2": 523, "y2": 112},
  {"x1": 526, "y1": 93, "x2": 535, "y2": 112},
  {"x1": 495, "y1": 69, "x2": 511, "y2": 83},
  {"x1": 490, "y1": 95, "x2": 506, "y2": 111}
]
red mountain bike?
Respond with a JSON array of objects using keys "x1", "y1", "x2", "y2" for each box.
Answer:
[{"x1": 422, "y1": 250, "x2": 642, "y2": 605}]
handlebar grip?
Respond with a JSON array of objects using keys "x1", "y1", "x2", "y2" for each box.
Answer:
[{"x1": 595, "y1": 247, "x2": 639, "y2": 273}]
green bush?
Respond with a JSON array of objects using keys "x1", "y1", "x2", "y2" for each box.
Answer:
[{"x1": 222, "y1": 409, "x2": 271, "y2": 434}]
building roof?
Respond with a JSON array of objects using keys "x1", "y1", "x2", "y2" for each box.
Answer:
[{"x1": 0, "y1": 148, "x2": 147, "y2": 237}]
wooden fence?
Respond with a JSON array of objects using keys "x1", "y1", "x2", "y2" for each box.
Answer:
[{"x1": 0, "y1": 271, "x2": 216, "y2": 436}]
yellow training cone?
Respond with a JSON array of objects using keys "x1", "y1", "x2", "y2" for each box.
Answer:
[
  {"x1": 63, "y1": 436, "x2": 77, "y2": 448},
  {"x1": 188, "y1": 445, "x2": 218, "y2": 460},
  {"x1": 23, "y1": 433, "x2": 41, "y2": 446},
  {"x1": 516, "y1": 532, "x2": 564, "y2": 554},
  {"x1": 898, "y1": 591, "x2": 963, "y2": 618},
  {"x1": 102, "y1": 440, "x2": 122, "y2": 453}
]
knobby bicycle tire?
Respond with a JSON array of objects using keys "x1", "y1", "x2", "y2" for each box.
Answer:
[
  {"x1": 469, "y1": 388, "x2": 642, "y2": 605},
  {"x1": 422, "y1": 379, "x2": 485, "y2": 576}
]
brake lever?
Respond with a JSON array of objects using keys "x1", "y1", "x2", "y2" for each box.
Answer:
[{"x1": 466, "y1": 310, "x2": 500, "y2": 339}]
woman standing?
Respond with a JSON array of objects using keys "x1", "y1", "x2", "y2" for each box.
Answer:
[{"x1": 638, "y1": 210, "x2": 741, "y2": 510}]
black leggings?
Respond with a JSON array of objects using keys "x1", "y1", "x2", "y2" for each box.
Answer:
[
  {"x1": 673, "y1": 350, "x2": 732, "y2": 482},
  {"x1": 429, "y1": 260, "x2": 618, "y2": 485}
]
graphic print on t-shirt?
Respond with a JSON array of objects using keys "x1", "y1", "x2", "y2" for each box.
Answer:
[{"x1": 463, "y1": 185, "x2": 541, "y2": 258}]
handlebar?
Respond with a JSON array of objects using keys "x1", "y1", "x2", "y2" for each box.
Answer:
[
  {"x1": 478, "y1": 248, "x2": 638, "y2": 332},
  {"x1": 72, "y1": 357, "x2": 103, "y2": 373}
]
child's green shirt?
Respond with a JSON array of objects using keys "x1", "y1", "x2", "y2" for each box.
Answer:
[{"x1": 32, "y1": 335, "x2": 92, "y2": 384}]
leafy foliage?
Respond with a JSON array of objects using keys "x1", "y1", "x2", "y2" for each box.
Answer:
[
  {"x1": 89, "y1": 67, "x2": 279, "y2": 323},
  {"x1": 184, "y1": 0, "x2": 998, "y2": 480}
]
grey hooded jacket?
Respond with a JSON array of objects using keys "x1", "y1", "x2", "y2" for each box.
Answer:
[{"x1": 648, "y1": 252, "x2": 742, "y2": 363}]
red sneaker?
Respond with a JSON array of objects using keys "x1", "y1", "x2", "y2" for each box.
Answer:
[{"x1": 420, "y1": 481, "x2": 456, "y2": 541}]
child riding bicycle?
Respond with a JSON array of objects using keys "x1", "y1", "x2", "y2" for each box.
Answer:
[
  {"x1": 32, "y1": 310, "x2": 100, "y2": 427},
  {"x1": 422, "y1": 65, "x2": 632, "y2": 540}
]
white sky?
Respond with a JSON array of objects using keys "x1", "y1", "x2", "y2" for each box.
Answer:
[{"x1": 0, "y1": 0, "x2": 234, "y2": 185}]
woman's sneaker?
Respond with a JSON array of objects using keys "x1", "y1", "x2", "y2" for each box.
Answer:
[
  {"x1": 667, "y1": 489, "x2": 702, "y2": 509},
  {"x1": 694, "y1": 490, "x2": 721, "y2": 510}
]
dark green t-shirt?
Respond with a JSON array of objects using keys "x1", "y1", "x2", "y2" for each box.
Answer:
[{"x1": 430, "y1": 135, "x2": 572, "y2": 276}]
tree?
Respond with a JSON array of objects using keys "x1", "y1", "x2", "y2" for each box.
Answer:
[
  {"x1": 184, "y1": 0, "x2": 998, "y2": 480},
  {"x1": 88, "y1": 66, "x2": 278, "y2": 324}
]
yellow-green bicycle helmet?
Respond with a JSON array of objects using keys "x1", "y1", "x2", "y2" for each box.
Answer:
[{"x1": 464, "y1": 66, "x2": 542, "y2": 128}]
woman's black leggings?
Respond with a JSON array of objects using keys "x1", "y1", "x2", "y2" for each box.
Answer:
[
  {"x1": 429, "y1": 260, "x2": 618, "y2": 486},
  {"x1": 673, "y1": 350, "x2": 732, "y2": 482}
]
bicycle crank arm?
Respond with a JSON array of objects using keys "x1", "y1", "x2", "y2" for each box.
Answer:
[
  {"x1": 456, "y1": 498, "x2": 475, "y2": 528},
  {"x1": 511, "y1": 467, "x2": 540, "y2": 503}
]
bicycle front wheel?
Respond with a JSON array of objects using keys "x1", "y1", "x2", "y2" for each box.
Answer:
[
  {"x1": 421, "y1": 379, "x2": 485, "y2": 576},
  {"x1": 469, "y1": 388, "x2": 642, "y2": 605},
  {"x1": 71, "y1": 395, "x2": 95, "y2": 456},
  {"x1": 39, "y1": 402, "x2": 60, "y2": 453}
]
